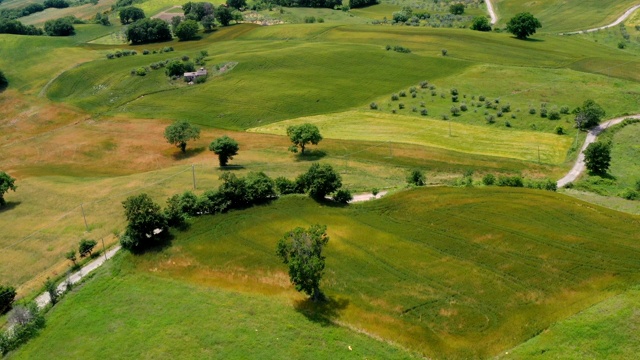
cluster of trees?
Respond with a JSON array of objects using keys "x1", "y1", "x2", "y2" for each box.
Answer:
[
  {"x1": 0, "y1": 0, "x2": 68, "y2": 22},
  {"x1": 266, "y1": 0, "x2": 341, "y2": 9},
  {"x1": 0, "y1": 302, "x2": 45, "y2": 355},
  {"x1": 0, "y1": 171, "x2": 17, "y2": 206},
  {"x1": 349, "y1": 0, "x2": 378, "y2": 9},
  {"x1": 93, "y1": 12, "x2": 111, "y2": 26},
  {"x1": 44, "y1": 17, "x2": 75, "y2": 36},
  {"x1": 0, "y1": 18, "x2": 43, "y2": 35},
  {"x1": 126, "y1": 18, "x2": 172, "y2": 44},
  {"x1": 120, "y1": 163, "x2": 350, "y2": 251},
  {"x1": 119, "y1": 6, "x2": 145, "y2": 24}
]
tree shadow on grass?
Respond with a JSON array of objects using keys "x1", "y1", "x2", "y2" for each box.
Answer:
[
  {"x1": 313, "y1": 197, "x2": 349, "y2": 208},
  {"x1": 219, "y1": 164, "x2": 246, "y2": 171},
  {"x1": 294, "y1": 150, "x2": 327, "y2": 162},
  {"x1": 521, "y1": 37, "x2": 545, "y2": 42},
  {"x1": 0, "y1": 84, "x2": 7, "y2": 93},
  {"x1": 293, "y1": 295, "x2": 350, "y2": 327},
  {"x1": 588, "y1": 172, "x2": 616, "y2": 180},
  {"x1": 129, "y1": 232, "x2": 175, "y2": 255},
  {"x1": 172, "y1": 146, "x2": 206, "y2": 160},
  {"x1": 0, "y1": 201, "x2": 21, "y2": 213}
]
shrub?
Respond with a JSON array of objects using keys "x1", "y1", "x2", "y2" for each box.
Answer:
[
  {"x1": 478, "y1": 95, "x2": 485, "y2": 101},
  {"x1": 497, "y1": 111, "x2": 503, "y2": 117},
  {"x1": 0, "y1": 285, "x2": 16, "y2": 314},
  {"x1": 618, "y1": 41, "x2": 626, "y2": 49},
  {"x1": 304, "y1": 16, "x2": 316, "y2": 23},
  {"x1": 398, "y1": 103, "x2": 405, "y2": 109},
  {"x1": 482, "y1": 173, "x2": 496, "y2": 186},
  {"x1": 529, "y1": 107, "x2": 536, "y2": 115},
  {"x1": 441, "y1": 49, "x2": 447, "y2": 56},
  {"x1": 621, "y1": 188, "x2": 639, "y2": 200},
  {"x1": 393, "y1": 45, "x2": 411, "y2": 53},
  {"x1": 142, "y1": 49, "x2": 149, "y2": 55},
  {"x1": 560, "y1": 106, "x2": 570, "y2": 114},
  {"x1": 420, "y1": 109, "x2": 428, "y2": 116},
  {"x1": 317, "y1": 18, "x2": 324, "y2": 23},
  {"x1": 555, "y1": 126, "x2": 565, "y2": 135},
  {"x1": 391, "y1": 93, "x2": 399, "y2": 101},
  {"x1": 385, "y1": 44, "x2": 391, "y2": 50},
  {"x1": 399, "y1": 90, "x2": 406, "y2": 97},
  {"x1": 497, "y1": 175, "x2": 524, "y2": 187},
  {"x1": 333, "y1": 189, "x2": 352, "y2": 204},
  {"x1": 411, "y1": 92, "x2": 417, "y2": 98},
  {"x1": 505, "y1": 121, "x2": 511, "y2": 127},
  {"x1": 431, "y1": 90, "x2": 437, "y2": 96},
  {"x1": 0, "y1": 303, "x2": 46, "y2": 355},
  {"x1": 540, "y1": 108, "x2": 548, "y2": 118},
  {"x1": 486, "y1": 115, "x2": 495, "y2": 124},
  {"x1": 450, "y1": 106, "x2": 460, "y2": 116},
  {"x1": 419, "y1": 80, "x2": 428, "y2": 88},
  {"x1": 407, "y1": 169, "x2": 425, "y2": 186},
  {"x1": 442, "y1": 114, "x2": 450, "y2": 120},
  {"x1": 452, "y1": 95, "x2": 459, "y2": 102},
  {"x1": 460, "y1": 103, "x2": 468, "y2": 111},
  {"x1": 450, "y1": 88, "x2": 458, "y2": 96},
  {"x1": 106, "y1": 53, "x2": 115, "y2": 59},
  {"x1": 501, "y1": 104, "x2": 511, "y2": 113},
  {"x1": 136, "y1": 67, "x2": 147, "y2": 76},
  {"x1": 44, "y1": 17, "x2": 75, "y2": 36},
  {"x1": 369, "y1": 102, "x2": 378, "y2": 110},
  {"x1": 115, "y1": 50, "x2": 122, "y2": 58},
  {"x1": 274, "y1": 176, "x2": 301, "y2": 195},
  {"x1": 548, "y1": 110, "x2": 561, "y2": 120}
]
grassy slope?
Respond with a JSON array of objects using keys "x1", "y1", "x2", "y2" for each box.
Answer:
[
  {"x1": 45, "y1": 188, "x2": 640, "y2": 359},
  {"x1": 494, "y1": 0, "x2": 639, "y2": 33},
  {"x1": 501, "y1": 286, "x2": 640, "y2": 359},
  {"x1": 10, "y1": 255, "x2": 415, "y2": 360}
]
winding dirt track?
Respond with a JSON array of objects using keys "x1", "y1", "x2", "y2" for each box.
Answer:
[
  {"x1": 560, "y1": 4, "x2": 640, "y2": 35},
  {"x1": 485, "y1": 0, "x2": 498, "y2": 25},
  {"x1": 556, "y1": 115, "x2": 640, "y2": 187}
]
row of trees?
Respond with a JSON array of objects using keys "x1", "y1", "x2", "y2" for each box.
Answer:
[
  {"x1": 0, "y1": 0, "x2": 68, "y2": 21},
  {"x1": 120, "y1": 162, "x2": 350, "y2": 251}
]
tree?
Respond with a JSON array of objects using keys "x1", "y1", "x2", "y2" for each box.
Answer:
[
  {"x1": 43, "y1": 0, "x2": 69, "y2": 8},
  {"x1": 407, "y1": 169, "x2": 425, "y2": 186},
  {"x1": 470, "y1": 16, "x2": 491, "y2": 31},
  {"x1": 119, "y1": 6, "x2": 145, "y2": 24},
  {"x1": 120, "y1": 193, "x2": 168, "y2": 251},
  {"x1": 584, "y1": 141, "x2": 611, "y2": 175},
  {"x1": 286, "y1": 123, "x2": 322, "y2": 154},
  {"x1": 226, "y1": 0, "x2": 246, "y2": 10},
  {"x1": 184, "y1": 2, "x2": 214, "y2": 21},
  {"x1": 276, "y1": 224, "x2": 329, "y2": 302},
  {"x1": 506, "y1": 12, "x2": 541, "y2": 39},
  {"x1": 171, "y1": 15, "x2": 182, "y2": 31},
  {"x1": 245, "y1": 171, "x2": 276, "y2": 203},
  {"x1": 232, "y1": 10, "x2": 243, "y2": 23},
  {"x1": 125, "y1": 18, "x2": 172, "y2": 44},
  {"x1": 65, "y1": 249, "x2": 77, "y2": 265},
  {"x1": 164, "y1": 120, "x2": 200, "y2": 153},
  {"x1": 449, "y1": 3, "x2": 464, "y2": 15},
  {"x1": 0, "y1": 285, "x2": 17, "y2": 314},
  {"x1": 209, "y1": 135, "x2": 239, "y2": 166},
  {"x1": 215, "y1": 5, "x2": 232, "y2": 26},
  {"x1": 0, "y1": 171, "x2": 17, "y2": 206},
  {"x1": 44, "y1": 18, "x2": 75, "y2": 36},
  {"x1": 166, "y1": 60, "x2": 186, "y2": 77},
  {"x1": 78, "y1": 239, "x2": 97, "y2": 257},
  {"x1": 0, "y1": 70, "x2": 8, "y2": 90},
  {"x1": 200, "y1": 14, "x2": 216, "y2": 31},
  {"x1": 44, "y1": 278, "x2": 58, "y2": 305},
  {"x1": 94, "y1": 12, "x2": 111, "y2": 26},
  {"x1": 574, "y1": 99, "x2": 606, "y2": 130},
  {"x1": 296, "y1": 163, "x2": 342, "y2": 200},
  {"x1": 175, "y1": 19, "x2": 199, "y2": 41},
  {"x1": 333, "y1": 189, "x2": 352, "y2": 204},
  {"x1": 217, "y1": 172, "x2": 249, "y2": 208}
]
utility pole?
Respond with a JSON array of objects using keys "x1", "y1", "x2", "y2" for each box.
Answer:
[
  {"x1": 101, "y1": 238, "x2": 107, "y2": 261},
  {"x1": 80, "y1": 203, "x2": 88, "y2": 232}
]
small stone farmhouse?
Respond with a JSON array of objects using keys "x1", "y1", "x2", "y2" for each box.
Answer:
[{"x1": 184, "y1": 68, "x2": 207, "y2": 81}]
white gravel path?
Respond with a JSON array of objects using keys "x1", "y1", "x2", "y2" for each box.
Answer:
[
  {"x1": 560, "y1": 4, "x2": 640, "y2": 35},
  {"x1": 485, "y1": 0, "x2": 498, "y2": 25}
]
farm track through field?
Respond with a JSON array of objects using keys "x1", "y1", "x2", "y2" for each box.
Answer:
[
  {"x1": 560, "y1": 4, "x2": 640, "y2": 35},
  {"x1": 557, "y1": 114, "x2": 640, "y2": 187}
]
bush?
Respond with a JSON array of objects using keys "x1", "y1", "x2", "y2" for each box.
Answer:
[
  {"x1": 441, "y1": 49, "x2": 447, "y2": 56},
  {"x1": 501, "y1": 104, "x2": 511, "y2": 113},
  {"x1": 560, "y1": 106, "x2": 570, "y2": 114},
  {"x1": 497, "y1": 111, "x2": 503, "y2": 117},
  {"x1": 618, "y1": 41, "x2": 626, "y2": 49},
  {"x1": 106, "y1": 53, "x2": 115, "y2": 59},
  {"x1": 621, "y1": 188, "x2": 639, "y2": 200},
  {"x1": 419, "y1": 80, "x2": 428, "y2": 88},
  {"x1": 0, "y1": 303, "x2": 45, "y2": 356},
  {"x1": 482, "y1": 173, "x2": 496, "y2": 186},
  {"x1": 452, "y1": 95, "x2": 459, "y2": 102},
  {"x1": 44, "y1": 17, "x2": 75, "y2": 36},
  {"x1": 497, "y1": 175, "x2": 524, "y2": 187},
  {"x1": 420, "y1": 109, "x2": 428, "y2": 116},
  {"x1": 126, "y1": 18, "x2": 172, "y2": 44},
  {"x1": 275, "y1": 176, "x2": 302, "y2": 195},
  {"x1": 296, "y1": 163, "x2": 343, "y2": 200},
  {"x1": 398, "y1": 103, "x2": 404, "y2": 109},
  {"x1": 460, "y1": 103, "x2": 468, "y2": 111},
  {"x1": 136, "y1": 67, "x2": 147, "y2": 76},
  {"x1": 505, "y1": 121, "x2": 511, "y2": 127},
  {"x1": 548, "y1": 109, "x2": 560, "y2": 120},
  {"x1": 142, "y1": 49, "x2": 150, "y2": 55},
  {"x1": 304, "y1": 16, "x2": 316, "y2": 23},
  {"x1": 486, "y1": 115, "x2": 495, "y2": 124},
  {"x1": 399, "y1": 90, "x2": 406, "y2": 97},
  {"x1": 407, "y1": 169, "x2": 425, "y2": 186},
  {"x1": 369, "y1": 102, "x2": 378, "y2": 110},
  {"x1": 554, "y1": 126, "x2": 564, "y2": 135},
  {"x1": 391, "y1": 93, "x2": 399, "y2": 101},
  {"x1": 450, "y1": 106, "x2": 460, "y2": 116},
  {"x1": 470, "y1": 16, "x2": 491, "y2": 31},
  {"x1": 44, "y1": 0, "x2": 69, "y2": 8},
  {"x1": 540, "y1": 108, "x2": 548, "y2": 118},
  {"x1": 333, "y1": 189, "x2": 352, "y2": 204},
  {"x1": 0, "y1": 285, "x2": 16, "y2": 314},
  {"x1": 529, "y1": 107, "x2": 536, "y2": 115}
]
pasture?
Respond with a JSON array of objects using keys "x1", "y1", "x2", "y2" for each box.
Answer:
[{"x1": 10, "y1": 188, "x2": 640, "y2": 358}]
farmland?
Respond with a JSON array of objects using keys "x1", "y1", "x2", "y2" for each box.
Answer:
[{"x1": 1, "y1": 0, "x2": 640, "y2": 358}]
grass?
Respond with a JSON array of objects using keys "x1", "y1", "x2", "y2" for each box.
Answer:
[
  {"x1": 501, "y1": 285, "x2": 640, "y2": 359},
  {"x1": 38, "y1": 188, "x2": 640, "y2": 358},
  {"x1": 249, "y1": 110, "x2": 573, "y2": 164},
  {"x1": 10, "y1": 254, "x2": 416, "y2": 359},
  {"x1": 493, "y1": 0, "x2": 640, "y2": 33},
  {"x1": 19, "y1": 0, "x2": 117, "y2": 26}
]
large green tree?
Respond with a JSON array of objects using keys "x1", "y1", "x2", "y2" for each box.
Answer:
[
  {"x1": 119, "y1": 6, "x2": 145, "y2": 24},
  {"x1": 0, "y1": 70, "x2": 7, "y2": 90},
  {"x1": 164, "y1": 120, "x2": 201, "y2": 153},
  {"x1": 226, "y1": 0, "x2": 246, "y2": 10},
  {"x1": 296, "y1": 163, "x2": 342, "y2": 200},
  {"x1": 209, "y1": 135, "x2": 239, "y2": 166},
  {"x1": 506, "y1": 12, "x2": 541, "y2": 39},
  {"x1": 125, "y1": 18, "x2": 172, "y2": 44},
  {"x1": 44, "y1": 17, "x2": 75, "y2": 36},
  {"x1": 584, "y1": 141, "x2": 611, "y2": 175},
  {"x1": 120, "y1": 193, "x2": 168, "y2": 251},
  {"x1": 574, "y1": 99, "x2": 606, "y2": 130},
  {"x1": 215, "y1": 5, "x2": 232, "y2": 26},
  {"x1": 276, "y1": 224, "x2": 329, "y2": 302},
  {"x1": 470, "y1": 16, "x2": 491, "y2": 31},
  {"x1": 287, "y1": 123, "x2": 322, "y2": 154},
  {"x1": 175, "y1": 19, "x2": 199, "y2": 41},
  {"x1": 0, "y1": 171, "x2": 17, "y2": 206},
  {"x1": 0, "y1": 285, "x2": 16, "y2": 314}
]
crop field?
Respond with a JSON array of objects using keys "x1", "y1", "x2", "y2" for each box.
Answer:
[
  {"x1": 494, "y1": 0, "x2": 640, "y2": 33},
  {"x1": 11, "y1": 188, "x2": 640, "y2": 358},
  {"x1": 11, "y1": 255, "x2": 416, "y2": 359}
]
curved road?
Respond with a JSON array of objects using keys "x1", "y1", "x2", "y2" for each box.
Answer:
[
  {"x1": 557, "y1": 115, "x2": 640, "y2": 188},
  {"x1": 560, "y1": 4, "x2": 640, "y2": 35}
]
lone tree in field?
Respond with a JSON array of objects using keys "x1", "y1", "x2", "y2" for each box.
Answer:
[
  {"x1": 0, "y1": 285, "x2": 17, "y2": 314},
  {"x1": 120, "y1": 193, "x2": 168, "y2": 251},
  {"x1": 78, "y1": 239, "x2": 97, "y2": 257},
  {"x1": 574, "y1": 99, "x2": 606, "y2": 130},
  {"x1": 119, "y1": 6, "x2": 145, "y2": 24},
  {"x1": 0, "y1": 171, "x2": 17, "y2": 207},
  {"x1": 506, "y1": 12, "x2": 541, "y2": 39},
  {"x1": 407, "y1": 169, "x2": 426, "y2": 186},
  {"x1": 584, "y1": 141, "x2": 611, "y2": 175},
  {"x1": 471, "y1": 16, "x2": 491, "y2": 31},
  {"x1": 287, "y1": 123, "x2": 322, "y2": 155},
  {"x1": 164, "y1": 120, "x2": 201, "y2": 153},
  {"x1": 296, "y1": 163, "x2": 342, "y2": 200},
  {"x1": 276, "y1": 224, "x2": 329, "y2": 302},
  {"x1": 209, "y1": 135, "x2": 239, "y2": 166}
]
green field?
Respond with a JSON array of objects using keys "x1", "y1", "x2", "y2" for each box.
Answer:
[
  {"x1": 10, "y1": 188, "x2": 640, "y2": 358},
  {"x1": 494, "y1": 0, "x2": 640, "y2": 33},
  {"x1": 10, "y1": 255, "x2": 416, "y2": 359},
  {"x1": 502, "y1": 286, "x2": 640, "y2": 359}
]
